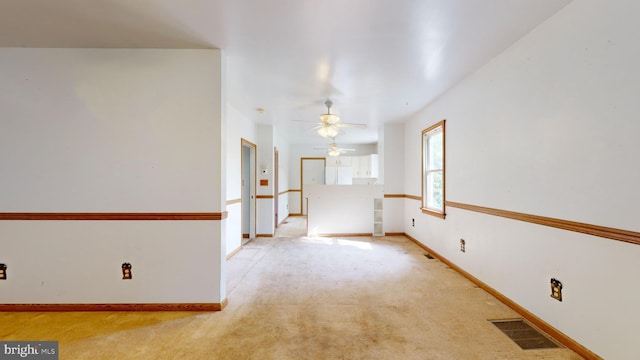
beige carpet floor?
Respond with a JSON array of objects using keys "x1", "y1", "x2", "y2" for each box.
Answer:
[
  {"x1": 275, "y1": 215, "x2": 308, "y2": 238},
  {"x1": 1, "y1": 217, "x2": 582, "y2": 359}
]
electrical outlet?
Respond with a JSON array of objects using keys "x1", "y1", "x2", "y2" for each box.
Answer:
[
  {"x1": 550, "y1": 278, "x2": 562, "y2": 301},
  {"x1": 122, "y1": 263, "x2": 132, "y2": 280},
  {"x1": 412, "y1": 218, "x2": 415, "y2": 227},
  {"x1": 460, "y1": 239, "x2": 466, "y2": 253}
]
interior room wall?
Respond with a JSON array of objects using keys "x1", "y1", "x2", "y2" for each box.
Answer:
[
  {"x1": 403, "y1": 1, "x2": 640, "y2": 358},
  {"x1": 256, "y1": 125, "x2": 275, "y2": 235},
  {"x1": 0, "y1": 48, "x2": 226, "y2": 304},
  {"x1": 382, "y1": 123, "x2": 405, "y2": 233}
]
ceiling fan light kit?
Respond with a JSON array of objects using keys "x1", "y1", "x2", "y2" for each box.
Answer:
[
  {"x1": 317, "y1": 125, "x2": 339, "y2": 138},
  {"x1": 328, "y1": 146, "x2": 341, "y2": 157},
  {"x1": 319, "y1": 113, "x2": 340, "y2": 125},
  {"x1": 317, "y1": 100, "x2": 340, "y2": 138},
  {"x1": 298, "y1": 99, "x2": 367, "y2": 139}
]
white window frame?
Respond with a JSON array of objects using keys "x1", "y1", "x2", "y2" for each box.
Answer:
[{"x1": 421, "y1": 120, "x2": 446, "y2": 218}]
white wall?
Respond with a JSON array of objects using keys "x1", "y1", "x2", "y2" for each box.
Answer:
[
  {"x1": 225, "y1": 104, "x2": 257, "y2": 255},
  {"x1": 382, "y1": 123, "x2": 405, "y2": 233},
  {"x1": 254, "y1": 124, "x2": 293, "y2": 234},
  {"x1": 0, "y1": 48, "x2": 226, "y2": 303},
  {"x1": 3, "y1": 222, "x2": 220, "y2": 303},
  {"x1": 377, "y1": 125, "x2": 385, "y2": 185},
  {"x1": 403, "y1": 1, "x2": 640, "y2": 358},
  {"x1": 256, "y1": 125, "x2": 274, "y2": 235},
  {"x1": 305, "y1": 185, "x2": 383, "y2": 235},
  {"x1": 274, "y1": 128, "x2": 290, "y2": 224}
]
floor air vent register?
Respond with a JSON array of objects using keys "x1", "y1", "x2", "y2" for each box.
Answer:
[{"x1": 490, "y1": 319, "x2": 560, "y2": 350}]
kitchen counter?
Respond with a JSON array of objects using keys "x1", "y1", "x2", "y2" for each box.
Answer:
[{"x1": 303, "y1": 184, "x2": 383, "y2": 236}]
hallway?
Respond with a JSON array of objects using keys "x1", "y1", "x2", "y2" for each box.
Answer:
[
  {"x1": 1, "y1": 222, "x2": 581, "y2": 359},
  {"x1": 275, "y1": 215, "x2": 307, "y2": 238}
]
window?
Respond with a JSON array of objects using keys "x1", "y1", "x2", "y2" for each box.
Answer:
[{"x1": 422, "y1": 120, "x2": 446, "y2": 218}]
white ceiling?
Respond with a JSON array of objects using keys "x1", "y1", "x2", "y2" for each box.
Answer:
[{"x1": 0, "y1": 0, "x2": 572, "y2": 145}]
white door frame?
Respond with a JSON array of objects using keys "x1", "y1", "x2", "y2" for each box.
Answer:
[{"x1": 241, "y1": 139, "x2": 257, "y2": 241}]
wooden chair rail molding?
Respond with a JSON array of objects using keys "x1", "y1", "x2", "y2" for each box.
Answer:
[
  {"x1": 276, "y1": 189, "x2": 300, "y2": 195},
  {"x1": 446, "y1": 201, "x2": 640, "y2": 246},
  {"x1": 0, "y1": 212, "x2": 228, "y2": 221},
  {"x1": 386, "y1": 194, "x2": 421, "y2": 201},
  {"x1": 399, "y1": 195, "x2": 639, "y2": 245},
  {"x1": 312, "y1": 233, "x2": 373, "y2": 237},
  {"x1": 0, "y1": 301, "x2": 227, "y2": 312}
]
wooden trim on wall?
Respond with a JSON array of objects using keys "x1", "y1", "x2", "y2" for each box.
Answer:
[
  {"x1": 312, "y1": 233, "x2": 373, "y2": 237},
  {"x1": 421, "y1": 207, "x2": 446, "y2": 219},
  {"x1": 384, "y1": 232, "x2": 406, "y2": 236},
  {"x1": 421, "y1": 119, "x2": 446, "y2": 218},
  {"x1": 446, "y1": 201, "x2": 640, "y2": 246},
  {"x1": 256, "y1": 233, "x2": 274, "y2": 238},
  {"x1": 241, "y1": 138, "x2": 257, "y2": 148},
  {"x1": 226, "y1": 198, "x2": 242, "y2": 205},
  {"x1": 0, "y1": 212, "x2": 228, "y2": 221},
  {"x1": 386, "y1": 194, "x2": 421, "y2": 200},
  {"x1": 389, "y1": 195, "x2": 640, "y2": 245},
  {"x1": 0, "y1": 300, "x2": 228, "y2": 312},
  {"x1": 226, "y1": 246, "x2": 243, "y2": 260},
  {"x1": 289, "y1": 189, "x2": 302, "y2": 192},
  {"x1": 403, "y1": 233, "x2": 601, "y2": 360},
  {"x1": 256, "y1": 195, "x2": 274, "y2": 199}
]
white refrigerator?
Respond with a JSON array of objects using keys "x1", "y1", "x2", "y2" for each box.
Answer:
[{"x1": 325, "y1": 166, "x2": 353, "y2": 185}]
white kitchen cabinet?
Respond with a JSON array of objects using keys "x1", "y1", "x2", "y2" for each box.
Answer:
[
  {"x1": 369, "y1": 154, "x2": 379, "y2": 178},
  {"x1": 352, "y1": 154, "x2": 379, "y2": 178},
  {"x1": 325, "y1": 156, "x2": 352, "y2": 167}
]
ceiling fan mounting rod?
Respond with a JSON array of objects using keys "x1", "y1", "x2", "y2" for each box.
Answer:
[{"x1": 324, "y1": 99, "x2": 333, "y2": 113}]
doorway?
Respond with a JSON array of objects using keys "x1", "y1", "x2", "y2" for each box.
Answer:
[
  {"x1": 241, "y1": 139, "x2": 257, "y2": 244},
  {"x1": 274, "y1": 147, "x2": 279, "y2": 229},
  {"x1": 300, "y1": 158, "x2": 326, "y2": 216}
]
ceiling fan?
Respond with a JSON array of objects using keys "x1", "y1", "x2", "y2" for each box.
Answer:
[
  {"x1": 297, "y1": 99, "x2": 366, "y2": 138},
  {"x1": 315, "y1": 138, "x2": 356, "y2": 157}
]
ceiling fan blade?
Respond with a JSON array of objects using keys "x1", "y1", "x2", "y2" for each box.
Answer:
[
  {"x1": 292, "y1": 120, "x2": 321, "y2": 124},
  {"x1": 335, "y1": 122, "x2": 366, "y2": 128}
]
